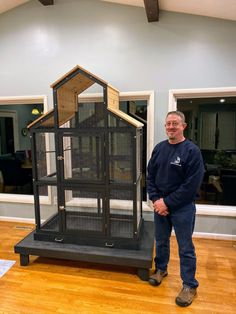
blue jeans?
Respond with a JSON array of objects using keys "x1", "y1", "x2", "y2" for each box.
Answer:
[{"x1": 154, "y1": 203, "x2": 199, "y2": 288}]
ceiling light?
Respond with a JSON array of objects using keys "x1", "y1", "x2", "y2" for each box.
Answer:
[{"x1": 219, "y1": 98, "x2": 225, "y2": 103}]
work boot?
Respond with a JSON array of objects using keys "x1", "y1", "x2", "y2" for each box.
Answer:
[
  {"x1": 175, "y1": 286, "x2": 197, "y2": 307},
  {"x1": 149, "y1": 269, "x2": 168, "y2": 286}
]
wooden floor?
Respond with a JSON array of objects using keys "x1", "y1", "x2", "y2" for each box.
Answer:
[{"x1": 0, "y1": 221, "x2": 235, "y2": 314}]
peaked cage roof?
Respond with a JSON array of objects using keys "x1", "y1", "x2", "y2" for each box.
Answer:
[{"x1": 29, "y1": 65, "x2": 143, "y2": 129}]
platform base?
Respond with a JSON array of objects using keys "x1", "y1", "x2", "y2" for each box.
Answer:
[{"x1": 14, "y1": 220, "x2": 154, "y2": 281}]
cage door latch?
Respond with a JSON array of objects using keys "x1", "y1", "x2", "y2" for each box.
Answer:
[
  {"x1": 105, "y1": 242, "x2": 114, "y2": 248},
  {"x1": 54, "y1": 237, "x2": 64, "y2": 243}
]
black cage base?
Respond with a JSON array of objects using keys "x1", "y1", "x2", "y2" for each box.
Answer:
[
  {"x1": 34, "y1": 210, "x2": 143, "y2": 250},
  {"x1": 14, "y1": 220, "x2": 154, "y2": 281}
]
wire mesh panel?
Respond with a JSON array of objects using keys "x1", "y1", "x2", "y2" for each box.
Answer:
[
  {"x1": 108, "y1": 113, "x2": 130, "y2": 128},
  {"x1": 72, "y1": 102, "x2": 105, "y2": 128},
  {"x1": 36, "y1": 186, "x2": 59, "y2": 231},
  {"x1": 109, "y1": 131, "x2": 133, "y2": 183},
  {"x1": 109, "y1": 189, "x2": 134, "y2": 238},
  {"x1": 35, "y1": 132, "x2": 56, "y2": 180},
  {"x1": 62, "y1": 134, "x2": 104, "y2": 181},
  {"x1": 64, "y1": 188, "x2": 105, "y2": 233}
]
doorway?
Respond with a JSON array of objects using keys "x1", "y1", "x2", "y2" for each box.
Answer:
[{"x1": 0, "y1": 111, "x2": 18, "y2": 154}]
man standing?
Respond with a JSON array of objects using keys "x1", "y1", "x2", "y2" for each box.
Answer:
[{"x1": 147, "y1": 111, "x2": 204, "y2": 307}]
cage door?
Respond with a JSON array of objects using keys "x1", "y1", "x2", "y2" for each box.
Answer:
[
  {"x1": 62, "y1": 188, "x2": 106, "y2": 235},
  {"x1": 62, "y1": 133, "x2": 105, "y2": 182}
]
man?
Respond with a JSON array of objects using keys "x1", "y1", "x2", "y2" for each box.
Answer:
[{"x1": 147, "y1": 110, "x2": 204, "y2": 307}]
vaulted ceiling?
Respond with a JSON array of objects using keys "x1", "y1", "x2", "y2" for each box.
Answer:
[{"x1": 0, "y1": 0, "x2": 236, "y2": 23}]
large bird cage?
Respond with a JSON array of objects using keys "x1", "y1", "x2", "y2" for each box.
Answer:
[{"x1": 29, "y1": 65, "x2": 144, "y2": 249}]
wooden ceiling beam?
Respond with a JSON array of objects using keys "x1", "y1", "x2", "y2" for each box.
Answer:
[
  {"x1": 38, "y1": 0, "x2": 54, "y2": 6},
  {"x1": 143, "y1": 0, "x2": 159, "y2": 22}
]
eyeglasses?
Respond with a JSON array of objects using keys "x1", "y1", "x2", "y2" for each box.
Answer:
[{"x1": 165, "y1": 121, "x2": 181, "y2": 127}]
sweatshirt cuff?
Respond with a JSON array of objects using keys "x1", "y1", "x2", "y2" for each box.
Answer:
[
  {"x1": 151, "y1": 197, "x2": 159, "y2": 203},
  {"x1": 163, "y1": 197, "x2": 170, "y2": 208}
]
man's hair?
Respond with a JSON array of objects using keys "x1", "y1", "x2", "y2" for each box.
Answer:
[{"x1": 166, "y1": 110, "x2": 185, "y2": 123}]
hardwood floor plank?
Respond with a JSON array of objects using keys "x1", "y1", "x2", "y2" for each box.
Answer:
[{"x1": 0, "y1": 221, "x2": 235, "y2": 313}]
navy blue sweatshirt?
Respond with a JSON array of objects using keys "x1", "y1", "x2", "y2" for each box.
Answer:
[{"x1": 147, "y1": 139, "x2": 204, "y2": 210}]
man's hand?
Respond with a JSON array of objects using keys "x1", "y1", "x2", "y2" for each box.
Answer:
[{"x1": 153, "y1": 198, "x2": 169, "y2": 216}]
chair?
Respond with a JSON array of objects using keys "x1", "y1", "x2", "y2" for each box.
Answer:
[
  {"x1": 0, "y1": 159, "x2": 32, "y2": 194},
  {"x1": 200, "y1": 169, "x2": 221, "y2": 204},
  {"x1": 220, "y1": 175, "x2": 236, "y2": 205}
]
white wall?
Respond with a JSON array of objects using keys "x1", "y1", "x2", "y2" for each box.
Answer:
[{"x1": 1, "y1": 0, "x2": 236, "y2": 142}]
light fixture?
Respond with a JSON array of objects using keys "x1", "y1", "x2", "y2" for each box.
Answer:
[
  {"x1": 219, "y1": 98, "x2": 225, "y2": 103},
  {"x1": 31, "y1": 108, "x2": 41, "y2": 115}
]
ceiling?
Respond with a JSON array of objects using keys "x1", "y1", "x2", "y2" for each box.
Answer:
[{"x1": 1, "y1": 0, "x2": 236, "y2": 22}]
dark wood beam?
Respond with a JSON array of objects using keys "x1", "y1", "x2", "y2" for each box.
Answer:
[
  {"x1": 143, "y1": 0, "x2": 159, "y2": 22},
  {"x1": 38, "y1": 0, "x2": 54, "y2": 6}
]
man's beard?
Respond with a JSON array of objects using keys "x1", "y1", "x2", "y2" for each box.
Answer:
[{"x1": 167, "y1": 133, "x2": 176, "y2": 140}]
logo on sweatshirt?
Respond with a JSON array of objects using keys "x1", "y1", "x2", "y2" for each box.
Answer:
[{"x1": 170, "y1": 156, "x2": 181, "y2": 166}]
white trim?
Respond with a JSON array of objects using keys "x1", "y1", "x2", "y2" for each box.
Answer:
[
  {"x1": 145, "y1": 203, "x2": 236, "y2": 216},
  {"x1": 0, "y1": 216, "x2": 35, "y2": 224},
  {"x1": 0, "y1": 194, "x2": 51, "y2": 205},
  {"x1": 171, "y1": 229, "x2": 236, "y2": 241},
  {"x1": 0, "y1": 216, "x2": 235, "y2": 241},
  {"x1": 169, "y1": 86, "x2": 236, "y2": 112},
  {"x1": 168, "y1": 86, "x2": 236, "y2": 216},
  {"x1": 192, "y1": 232, "x2": 236, "y2": 241},
  {"x1": 197, "y1": 204, "x2": 236, "y2": 217},
  {"x1": 0, "y1": 95, "x2": 47, "y2": 105}
]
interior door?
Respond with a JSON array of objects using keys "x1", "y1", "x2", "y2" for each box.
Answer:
[
  {"x1": 200, "y1": 112, "x2": 217, "y2": 149},
  {"x1": 218, "y1": 111, "x2": 236, "y2": 149}
]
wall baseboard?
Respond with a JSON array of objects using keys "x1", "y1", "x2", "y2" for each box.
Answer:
[
  {"x1": 171, "y1": 229, "x2": 236, "y2": 241},
  {"x1": 1, "y1": 216, "x2": 236, "y2": 241},
  {"x1": 0, "y1": 216, "x2": 35, "y2": 224},
  {"x1": 192, "y1": 231, "x2": 236, "y2": 241}
]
